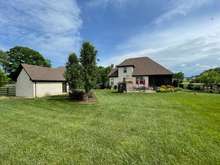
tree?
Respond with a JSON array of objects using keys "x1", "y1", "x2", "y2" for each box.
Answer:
[
  {"x1": 65, "y1": 53, "x2": 82, "y2": 92},
  {"x1": 3, "y1": 46, "x2": 51, "y2": 81},
  {"x1": 0, "y1": 50, "x2": 7, "y2": 67},
  {"x1": 173, "y1": 72, "x2": 184, "y2": 87},
  {"x1": 96, "y1": 66, "x2": 112, "y2": 88},
  {"x1": 80, "y1": 42, "x2": 97, "y2": 94},
  {"x1": 0, "y1": 69, "x2": 8, "y2": 87},
  {"x1": 196, "y1": 70, "x2": 220, "y2": 86}
]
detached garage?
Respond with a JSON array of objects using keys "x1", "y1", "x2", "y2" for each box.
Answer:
[{"x1": 16, "y1": 64, "x2": 68, "y2": 98}]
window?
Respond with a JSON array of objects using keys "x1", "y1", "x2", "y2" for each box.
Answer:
[
  {"x1": 136, "y1": 76, "x2": 145, "y2": 85},
  {"x1": 62, "y1": 82, "x2": 67, "y2": 93},
  {"x1": 123, "y1": 67, "x2": 127, "y2": 73}
]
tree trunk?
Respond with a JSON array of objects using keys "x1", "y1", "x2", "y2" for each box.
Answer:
[{"x1": 83, "y1": 93, "x2": 89, "y2": 102}]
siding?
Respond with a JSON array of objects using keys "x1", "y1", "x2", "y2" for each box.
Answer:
[
  {"x1": 110, "y1": 77, "x2": 119, "y2": 87},
  {"x1": 118, "y1": 67, "x2": 134, "y2": 82},
  {"x1": 16, "y1": 69, "x2": 34, "y2": 97}
]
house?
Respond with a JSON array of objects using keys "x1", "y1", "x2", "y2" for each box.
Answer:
[
  {"x1": 108, "y1": 57, "x2": 173, "y2": 91},
  {"x1": 16, "y1": 64, "x2": 68, "y2": 98}
]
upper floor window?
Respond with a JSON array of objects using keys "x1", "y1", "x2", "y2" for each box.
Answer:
[{"x1": 123, "y1": 67, "x2": 127, "y2": 73}]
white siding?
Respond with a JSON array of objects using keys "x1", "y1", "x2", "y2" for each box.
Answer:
[
  {"x1": 16, "y1": 69, "x2": 34, "y2": 97},
  {"x1": 118, "y1": 67, "x2": 134, "y2": 82},
  {"x1": 110, "y1": 77, "x2": 119, "y2": 87},
  {"x1": 35, "y1": 82, "x2": 64, "y2": 97},
  {"x1": 110, "y1": 67, "x2": 135, "y2": 88}
]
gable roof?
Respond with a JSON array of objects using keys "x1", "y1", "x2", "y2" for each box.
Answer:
[
  {"x1": 20, "y1": 64, "x2": 66, "y2": 82},
  {"x1": 108, "y1": 68, "x2": 118, "y2": 77},
  {"x1": 108, "y1": 57, "x2": 172, "y2": 77}
]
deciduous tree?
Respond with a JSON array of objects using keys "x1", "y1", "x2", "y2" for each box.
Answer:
[
  {"x1": 173, "y1": 72, "x2": 184, "y2": 87},
  {"x1": 3, "y1": 46, "x2": 51, "y2": 81},
  {"x1": 0, "y1": 69, "x2": 8, "y2": 87}
]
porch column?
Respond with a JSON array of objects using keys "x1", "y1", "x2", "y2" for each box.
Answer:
[{"x1": 144, "y1": 76, "x2": 149, "y2": 89}]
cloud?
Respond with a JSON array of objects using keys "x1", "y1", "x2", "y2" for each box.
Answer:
[
  {"x1": 103, "y1": 15, "x2": 220, "y2": 76},
  {"x1": 0, "y1": 0, "x2": 82, "y2": 66},
  {"x1": 86, "y1": 0, "x2": 129, "y2": 8},
  {"x1": 155, "y1": 0, "x2": 214, "y2": 24}
]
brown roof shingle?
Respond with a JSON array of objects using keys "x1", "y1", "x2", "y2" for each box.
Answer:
[
  {"x1": 108, "y1": 57, "x2": 172, "y2": 77},
  {"x1": 21, "y1": 64, "x2": 66, "y2": 82},
  {"x1": 108, "y1": 68, "x2": 118, "y2": 77}
]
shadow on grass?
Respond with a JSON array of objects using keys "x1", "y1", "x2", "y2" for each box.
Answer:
[{"x1": 44, "y1": 95, "x2": 98, "y2": 105}]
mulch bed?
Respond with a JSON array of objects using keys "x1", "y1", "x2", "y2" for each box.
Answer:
[{"x1": 78, "y1": 97, "x2": 97, "y2": 104}]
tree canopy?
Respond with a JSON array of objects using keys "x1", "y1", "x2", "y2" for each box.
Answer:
[
  {"x1": 0, "y1": 68, "x2": 8, "y2": 87},
  {"x1": 3, "y1": 46, "x2": 51, "y2": 81},
  {"x1": 0, "y1": 50, "x2": 7, "y2": 66},
  {"x1": 96, "y1": 66, "x2": 112, "y2": 88},
  {"x1": 173, "y1": 72, "x2": 184, "y2": 81},
  {"x1": 195, "y1": 68, "x2": 220, "y2": 85},
  {"x1": 65, "y1": 53, "x2": 82, "y2": 92},
  {"x1": 80, "y1": 42, "x2": 97, "y2": 93},
  {"x1": 173, "y1": 72, "x2": 184, "y2": 87}
]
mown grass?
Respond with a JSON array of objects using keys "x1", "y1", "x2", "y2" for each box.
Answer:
[{"x1": 0, "y1": 90, "x2": 219, "y2": 164}]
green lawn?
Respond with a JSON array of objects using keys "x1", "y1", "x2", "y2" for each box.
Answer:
[{"x1": 0, "y1": 90, "x2": 220, "y2": 164}]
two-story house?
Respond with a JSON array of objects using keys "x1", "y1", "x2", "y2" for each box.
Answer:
[{"x1": 108, "y1": 57, "x2": 173, "y2": 91}]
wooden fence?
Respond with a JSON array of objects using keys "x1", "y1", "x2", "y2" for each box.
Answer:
[{"x1": 0, "y1": 84, "x2": 16, "y2": 96}]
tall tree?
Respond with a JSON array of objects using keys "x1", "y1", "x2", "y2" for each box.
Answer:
[
  {"x1": 3, "y1": 46, "x2": 51, "y2": 81},
  {"x1": 65, "y1": 53, "x2": 82, "y2": 92},
  {"x1": 80, "y1": 42, "x2": 97, "y2": 94}
]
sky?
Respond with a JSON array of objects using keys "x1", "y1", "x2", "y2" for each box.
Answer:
[{"x1": 0, "y1": 0, "x2": 220, "y2": 76}]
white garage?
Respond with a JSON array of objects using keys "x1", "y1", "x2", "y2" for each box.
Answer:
[{"x1": 16, "y1": 64, "x2": 68, "y2": 98}]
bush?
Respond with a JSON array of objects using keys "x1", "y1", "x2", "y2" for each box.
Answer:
[
  {"x1": 187, "y1": 83, "x2": 203, "y2": 91},
  {"x1": 69, "y1": 90, "x2": 85, "y2": 101},
  {"x1": 87, "y1": 91, "x2": 95, "y2": 98},
  {"x1": 157, "y1": 85, "x2": 175, "y2": 93},
  {"x1": 69, "y1": 90, "x2": 96, "y2": 101},
  {"x1": 118, "y1": 82, "x2": 126, "y2": 93}
]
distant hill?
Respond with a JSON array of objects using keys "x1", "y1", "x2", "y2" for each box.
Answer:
[{"x1": 203, "y1": 67, "x2": 220, "y2": 74}]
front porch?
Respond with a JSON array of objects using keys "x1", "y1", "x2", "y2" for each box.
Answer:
[
  {"x1": 124, "y1": 76, "x2": 149, "y2": 92},
  {"x1": 124, "y1": 75, "x2": 172, "y2": 92}
]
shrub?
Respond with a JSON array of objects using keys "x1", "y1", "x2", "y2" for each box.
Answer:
[
  {"x1": 118, "y1": 82, "x2": 126, "y2": 93},
  {"x1": 157, "y1": 85, "x2": 175, "y2": 93},
  {"x1": 187, "y1": 83, "x2": 204, "y2": 91},
  {"x1": 69, "y1": 90, "x2": 85, "y2": 101}
]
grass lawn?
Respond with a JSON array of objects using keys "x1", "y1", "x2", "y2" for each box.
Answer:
[{"x1": 0, "y1": 90, "x2": 220, "y2": 164}]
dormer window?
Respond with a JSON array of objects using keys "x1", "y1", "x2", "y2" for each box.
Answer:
[{"x1": 123, "y1": 67, "x2": 127, "y2": 73}]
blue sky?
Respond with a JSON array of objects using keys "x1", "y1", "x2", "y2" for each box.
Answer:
[{"x1": 0, "y1": 0, "x2": 220, "y2": 76}]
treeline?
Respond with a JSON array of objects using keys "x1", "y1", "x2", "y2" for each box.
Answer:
[
  {"x1": 178, "y1": 68, "x2": 220, "y2": 93},
  {"x1": 0, "y1": 44, "x2": 112, "y2": 90},
  {"x1": 0, "y1": 46, "x2": 51, "y2": 85},
  {"x1": 193, "y1": 68, "x2": 220, "y2": 85}
]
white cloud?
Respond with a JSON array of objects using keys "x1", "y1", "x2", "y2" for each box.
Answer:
[
  {"x1": 103, "y1": 15, "x2": 220, "y2": 76},
  {"x1": 0, "y1": 0, "x2": 82, "y2": 66},
  {"x1": 86, "y1": 0, "x2": 129, "y2": 8},
  {"x1": 155, "y1": 0, "x2": 214, "y2": 24}
]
